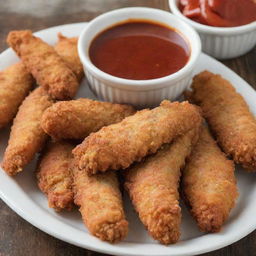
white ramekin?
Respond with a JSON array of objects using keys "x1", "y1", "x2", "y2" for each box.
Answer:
[
  {"x1": 78, "y1": 7, "x2": 201, "y2": 108},
  {"x1": 169, "y1": 0, "x2": 256, "y2": 59}
]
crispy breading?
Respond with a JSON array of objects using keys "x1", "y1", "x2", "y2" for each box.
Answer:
[
  {"x1": 73, "y1": 164, "x2": 128, "y2": 243},
  {"x1": 182, "y1": 126, "x2": 238, "y2": 232},
  {"x1": 1, "y1": 87, "x2": 53, "y2": 176},
  {"x1": 54, "y1": 33, "x2": 84, "y2": 82},
  {"x1": 37, "y1": 141, "x2": 74, "y2": 211},
  {"x1": 73, "y1": 100, "x2": 202, "y2": 175},
  {"x1": 190, "y1": 71, "x2": 256, "y2": 170},
  {"x1": 0, "y1": 33, "x2": 81, "y2": 128},
  {"x1": 125, "y1": 128, "x2": 199, "y2": 244},
  {"x1": 41, "y1": 98, "x2": 136, "y2": 140},
  {"x1": 7, "y1": 30, "x2": 79, "y2": 100},
  {"x1": 0, "y1": 62, "x2": 33, "y2": 128}
]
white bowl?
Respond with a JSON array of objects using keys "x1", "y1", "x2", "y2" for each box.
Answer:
[
  {"x1": 169, "y1": 0, "x2": 256, "y2": 59},
  {"x1": 78, "y1": 7, "x2": 201, "y2": 108}
]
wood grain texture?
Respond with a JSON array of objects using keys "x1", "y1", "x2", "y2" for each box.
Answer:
[{"x1": 0, "y1": 0, "x2": 255, "y2": 255}]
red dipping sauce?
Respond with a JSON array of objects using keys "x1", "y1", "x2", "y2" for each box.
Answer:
[
  {"x1": 179, "y1": 0, "x2": 256, "y2": 27},
  {"x1": 89, "y1": 20, "x2": 190, "y2": 80}
]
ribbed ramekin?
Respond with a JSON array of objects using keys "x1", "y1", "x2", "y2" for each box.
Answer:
[
  {"x1": 78, "y1": 7, "x2": 201, "y2": 108},
  {"x1": 169, "y1": 0, "x2": 256, "y2": 60}
]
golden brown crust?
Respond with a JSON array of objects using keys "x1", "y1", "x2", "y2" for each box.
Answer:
[
  {"x1": 73, "y1": 100, "x2": 202, "y2": 175},
  {"x1": 54, "y1": 33, "x2": 84, "y2": 82},
  {"x1": 37, "y1": 141, "x2": 74, "y2": 211},
  {"x1": 73, "y1": 165, "x2": 128, "y2": 243},
  {"x1": 182, "y1": 126, "x2": 238, "y2": 232},
  {"x1": 191, "y1": 71, "x2": 256, "y2": 170},
  {"x1": 1, "y1": 87, "x2": 53, "y2": 175},
  {"x1": 0, "y1": 62, "x2": 33, "y2": 128},
  {"x1": 7, "y1": 30, "x2": 79, "y2": 100},
  {"x1": 41, "y1": 98, "x2": 136, "y2": 140},
  {"x1": 0, "y1": 32, "x2": 81, "y2": 124},
  {"x1": 124, "y1": 128, "x2": 199, "y2": 244}
]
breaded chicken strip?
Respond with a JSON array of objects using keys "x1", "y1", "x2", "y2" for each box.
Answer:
[
  {"x1": 0, "y1": 62, "x2": 33, "y2": 128},
  {"x1": 41, "y1": 98, "x2": 136, "y2": 140},
  {"x1": 73, "y1": 100, "x2": 202, "y2": 175},
  {"x1": 182, "y1": 126, "x2": 238, "y2": 232},
  {"x1": 73, "y1": 164, "x2": 128, "y2": 243},
  {"x1": 1, "y1": 87, "x2": 53, "y2": 176},
  {"x1": 190, "y1": 71, "x2": 256, "y2": 170},
  {"x1": 125, "y1": 128, "x2": 199, "y2": 244},
  {"x1": 37, "y1": 141, "x2": 74, "y2": 211},
  {"x1": 7, "y1": 30, "x2": 78, "y2": 100},
  {"x1": 54, "y1": 33, "x2": 84, "y2": 82},
  {"x1": 0, "y1": 34, "x2": 81, "y2": 129}
]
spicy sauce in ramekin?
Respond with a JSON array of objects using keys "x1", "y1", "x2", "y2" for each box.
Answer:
[
  {"x1": 89, "y1": 20, "x2": 190, "y2": 80},
  {"x1": 179, "y1": 0, "x2": 256, "y2": 27}
]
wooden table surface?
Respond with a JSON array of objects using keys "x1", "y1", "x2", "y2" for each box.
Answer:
[{"x1": 0, "y1": 1, "x2": 255, "y2": 255}]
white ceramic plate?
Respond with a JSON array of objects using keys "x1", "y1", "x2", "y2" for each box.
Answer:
[{"x1": 0, "y1": 23, "x2": 256, "y2": 256}]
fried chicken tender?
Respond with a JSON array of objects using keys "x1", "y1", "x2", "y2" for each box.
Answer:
[
  {"x1": 37, "y1": 141, "x2": 74, "y2": 211},
  {"x1": 54, "y1": 33, "x2": 84, "y2": 82},
  {"x1": 182, "y1": 126, "x2": 238, "y2": 232},
  {"x1": 7, "y1": 30, "x2": 79, "y2": 100},
  {"x1": 1, "y1": 87, "x2": 53, "y2": 176},
  {"x1": 41, "y1": 98, "x2": 136, "y2": 140},
  {"x1": 0, "y1": 34, "x2": 81, "y2": 129},
  {"x1": 125, "y1": 128, "x2": 199, "y2": 244},
  {"x1": 73, "y1": 165, "x2": 128, "y2": 243},
  {"x1": 0, "y1": 62, "x2": 33, "y2": 128},
  {"x1": 73, "y1": 100, "x2": 202, "y2": 175},
  {"x1": 190, "y1": 71, "x2": 256, "y2": 171}
]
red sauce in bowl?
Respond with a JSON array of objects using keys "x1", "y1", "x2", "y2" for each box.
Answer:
[
  {"x1": 89, "y1": 20, "x2": 190, "y2": 80},
  {"x1": 179, "y1": 0, "x2": 256, "y2": 27}
]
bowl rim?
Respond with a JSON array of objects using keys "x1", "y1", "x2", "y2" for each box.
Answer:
[
  {"x1": 78, "y1": 7, "x2": 201, "y2": 89},
  {"x1": 168, "y1": 0, "x2": 256, "y2": 35}
]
